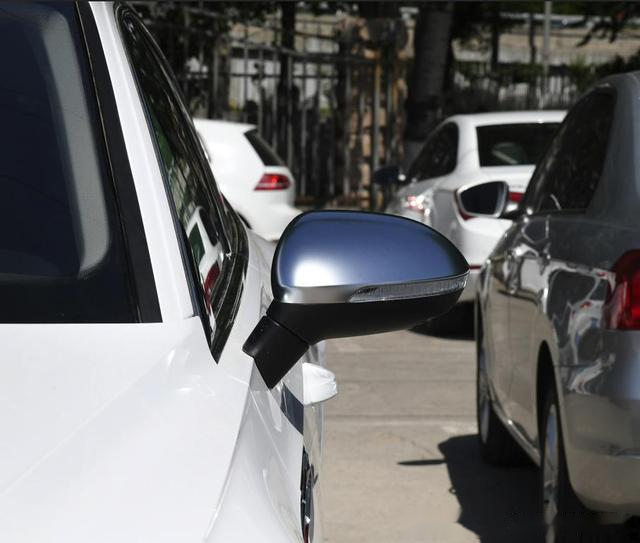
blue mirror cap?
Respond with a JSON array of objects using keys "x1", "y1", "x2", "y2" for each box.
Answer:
[{"x1": 273, "y1": 211, "x2": 469, "y2": 304}]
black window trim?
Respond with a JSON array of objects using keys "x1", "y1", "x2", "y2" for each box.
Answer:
[
  {"x1": 115, "y1": 3, "x2": 247, "y2": 358},
  {"x1": 522, "y1": 86, "x2": 617, "y2": 219},
  {"x1": 76, "y1": 2, "x2": 161, "y2": 322}
]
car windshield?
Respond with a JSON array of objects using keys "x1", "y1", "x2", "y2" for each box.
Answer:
[
  {"x1": 0, "y1": 3, "x2": 136, "y2": 322},
  {"x1": 476, "y1": 122, "x2": 560, "y2": 167}
]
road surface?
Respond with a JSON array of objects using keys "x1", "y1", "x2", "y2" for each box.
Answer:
[{"x1": 321, "y1": 328, "x2": 540, "y2": 543}]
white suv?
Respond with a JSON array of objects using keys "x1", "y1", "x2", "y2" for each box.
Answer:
[{"x1": 0, "y1": 3, "x2": 467, "y2": 541}]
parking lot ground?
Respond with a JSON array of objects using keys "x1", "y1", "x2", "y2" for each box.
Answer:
[{"x1": 321, "y1": 329, "x2": 540, "y2": 543}]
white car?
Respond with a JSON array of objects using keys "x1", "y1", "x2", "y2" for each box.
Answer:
[
  {"x1": 385, "y1": 111, "x2": 565, "y2": 329},
  {"x1": 0, "y1": 3, "x2": 467, "y2": 542},
  {"x1": 194, "y1": 119, "x2": 300, "y2": 241}
]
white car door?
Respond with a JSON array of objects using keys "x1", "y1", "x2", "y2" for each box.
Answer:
[{"x1": 115, "y1": 7, "x2": 312, "y2": 541}]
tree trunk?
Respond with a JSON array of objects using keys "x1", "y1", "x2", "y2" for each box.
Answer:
[
  {"x1": 490, "y1": 4, "x2": 500, "y2": 72},
  {"x1": 403, "y1": 3, "x2": 454, "y2": 169},
  {"x1": 528, "y1": 11, "x2": 536, "y2": 65}
]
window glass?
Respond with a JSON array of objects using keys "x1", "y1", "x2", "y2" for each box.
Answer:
[
  {"x1": 0, "y1": 3, "x2": 136, "y2": 323},
  {"x1": 245, "y1": 129, "x2": 285, "y2": 166},
  {"x1": 407, "y1": 123, "x2": 458, "y2": 181},
  {"x1": 476, "y1": 123, "x2": 560, "y2": 167},
  {"x1": 120, "y1": 12, "x2": 230, "y2": 321},
  {"x1": 530, "y1": 92, "x2": 614, "y2": 213},
  {"x1": 188, "y1": 222, "x2": 205, "y2": 265}
]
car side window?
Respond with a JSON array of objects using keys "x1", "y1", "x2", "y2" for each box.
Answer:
[
  {"x1": 529, "y1": 91, "x2": 615, "y2": 213},
  {"x1": 119, "y1": 10, "x2": 232, "y2": 329},
  {"x1": 407, "y1": 123, "x2": 458, "y2": 181}
]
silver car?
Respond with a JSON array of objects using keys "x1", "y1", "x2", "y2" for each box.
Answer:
[{"x1": 475, "y1": 75, "x2": 640, "y2": 540}]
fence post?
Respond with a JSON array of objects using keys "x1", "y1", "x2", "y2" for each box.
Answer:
[
  {"x1": 271, "y1": 51, "x2": 278, "y2": 148},
  {"x1": 183, "y1": 7, "x2": 190, "y2": 95},
  {"x1": 385, "y1": 55, "x2": 393, "y2": 166},
  {"x1": 300, "y1": 57, "x2": 308, "y2": 198},
  {"x1": 343, "y1": 59, "x2": 352, "y2": 199},
  {"x1": 286, "y1": 54, "x2": 294, "y2": 169},
  {"x1": 370, "y1": 59, "x2": 381, "y2": 210},
  {"x1": 243, "y1": 25, "x2": 249, "y2": 122},
  {"x1": 542, "y1": 1, "x2": 552, "y2": 101},
  {"x1": 210, "y1": 39, "x2": 219, "y2": 118},
  {"x1": 357, "y1": 77, "x2": 365, "y2": 200},
  {"x1": 257, "y1": 46, "x2": 264, "y2": 133}
]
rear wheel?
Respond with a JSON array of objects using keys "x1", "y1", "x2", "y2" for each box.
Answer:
[
  {"x1": 540, "y1": 386, "x2": 595, "y2": 542},
  {"x1": 476, "y1": 335, "x2": 528, "y2": 465}
]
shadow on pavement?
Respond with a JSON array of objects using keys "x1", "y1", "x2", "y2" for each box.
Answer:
[
  {"x1": 439, "y1": 434, "x2": 542, "y2": 541},
  {"x1": 410, "y1": 304, "x2": 475, "y2": 341},
  {"x1": 400, "y1": 434, "x2": 640, "y2": 542},
  {"x1": 410, "y1": 324, "x2": 474, "y2": 341},
  {"x1": 400, "y1": 434, "x2": 542, "y2": 542}
]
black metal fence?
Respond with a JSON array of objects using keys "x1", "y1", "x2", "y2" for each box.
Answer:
[
  {"x1": 449, "y1": 61, "x2": 580, "y2": 113},
  {"x1": 135, "y1": 4, "x2": 405, "y2": 208},
  {"x1": 134, "y1": 4, "x2": 586, "y2": 208}
]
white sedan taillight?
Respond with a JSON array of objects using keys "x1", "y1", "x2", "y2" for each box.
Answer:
[{"x1": 254, "y1": 173, "x2": 291, "y2": 191}]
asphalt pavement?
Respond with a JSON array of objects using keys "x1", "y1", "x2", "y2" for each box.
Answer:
[{"x1": 321, "y1": 327, "x2": 540, "y2": 543}]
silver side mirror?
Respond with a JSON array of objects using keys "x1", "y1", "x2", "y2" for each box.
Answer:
[
  {"x1": 456, "y1": 181, "x2": 509, "y2": 219},
  {"x1": 244, "y1": 211, "x2": 469, "y2": 388}
]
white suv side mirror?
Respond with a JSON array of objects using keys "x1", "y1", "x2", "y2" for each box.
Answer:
[{"x1": 456, "y1": 181, "x2": 510, "y2": 219}]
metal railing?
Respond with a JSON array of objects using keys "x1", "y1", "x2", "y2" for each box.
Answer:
[{"x1": 135, "y1": 4, "x2": 405, "y2": 209}]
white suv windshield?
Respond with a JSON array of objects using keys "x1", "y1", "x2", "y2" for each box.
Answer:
[{"x1": 0, "y1": 3, "x2": 136, "y2": 322}]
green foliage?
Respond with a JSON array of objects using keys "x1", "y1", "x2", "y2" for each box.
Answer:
[
  {"x1": 596, "y1": 49, "x2": 640, "y2": 78},
  {"x1": 565, "y1": 48, "x2": 640, "y2": 92},
  {"x1": 567, "y1": 57, "x2": 595, "y2": 93},
  {"x1": 132, "y1": 2, "x2": 280, "y2": 75}
]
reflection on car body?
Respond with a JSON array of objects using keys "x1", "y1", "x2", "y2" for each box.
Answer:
[{"x1": 476, "y1": 80, "x2": 640, "y2": 539}]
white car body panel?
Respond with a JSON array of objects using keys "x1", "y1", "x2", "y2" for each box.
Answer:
[
  {"x1": 194, "y1": 119, "x2": 301, "y2": 241},
  {"x1": 386, "y1": 110, "x2": 566, "y2": 302},
  {"x1": 0, "y1": 233, "x2": 314, "y2": 542}
]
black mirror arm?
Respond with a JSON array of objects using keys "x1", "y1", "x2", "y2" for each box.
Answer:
[
  {"x1": 501, "y1": 204, "x2": 528, "y2": 221},
  {"x1": 244, "y1": 291, "x2": 462, "y2": 388},
  {"x1": 243, "y1": 314, "x2": 308, "y2": 388}
]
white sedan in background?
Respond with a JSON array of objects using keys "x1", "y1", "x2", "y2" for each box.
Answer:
[
  {"x1": 195, "y1": 119, "x2": 301, "y2": 241},
  {"x1": 385, "y1": 111, "x2": 565, "y2": 330}
]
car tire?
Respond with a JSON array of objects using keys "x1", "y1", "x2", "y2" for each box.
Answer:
[
  {"x1": 540, "y1": 385, "x2": 595, "y2": 542},
  {"x1": 476, "y1": 336, "x2": 528, "y2": 466}
]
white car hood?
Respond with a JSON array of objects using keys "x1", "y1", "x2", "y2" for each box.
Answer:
[{"x1": 0, "y1": 320, "x2": 249, "y2": 542}]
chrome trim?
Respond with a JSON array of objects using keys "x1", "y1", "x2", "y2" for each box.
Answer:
[{"x1": 348, "y1": 272, "x2": 468, "y2": 303}]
